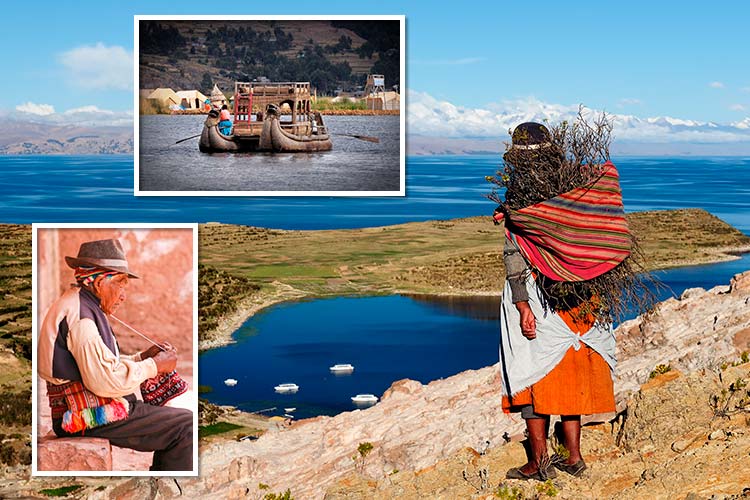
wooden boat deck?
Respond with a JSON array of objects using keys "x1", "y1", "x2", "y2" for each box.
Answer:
[{"x1": 233, "y1": 121, "x2": 313, "y2": 137}]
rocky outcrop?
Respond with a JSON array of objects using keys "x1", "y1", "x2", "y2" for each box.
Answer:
[
  {"x1": 5, "y1": 271, "x2": 749, "y2": 499},
  {"x1": 326, "y1": 364, "x2": 750, "y2": 499},
  {"x1": 176, "y1": 270, "x2": 750, "y2": 499},
  {"x1": 615, "y1": 271, "x2": 750, "y2": 396},
  {"x1": 37, "y1": 437, "x2": 112, "y2": 471}
]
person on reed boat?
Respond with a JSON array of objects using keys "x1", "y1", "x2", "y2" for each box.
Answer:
[
  {"x1": 219, "y1": 104, "x2": 233, "y2": 135},
  {"x1": 38, "y1": 239, "x2": 193, "y2": 472},
  {"x1": 494, "y1": 122, "x2": 631, "y2": 481}
]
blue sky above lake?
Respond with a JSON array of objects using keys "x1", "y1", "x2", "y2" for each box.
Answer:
[{"x1": 2, "y1": 1, "x2": 750, "y2": 143}]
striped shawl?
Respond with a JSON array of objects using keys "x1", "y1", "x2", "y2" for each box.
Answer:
[{"x1": 494, "y1": 161, "x2": 631, "y2": 282}]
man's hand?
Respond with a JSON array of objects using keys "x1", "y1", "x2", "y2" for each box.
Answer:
[
  {"x1": 140, "y1": 342, "x2": 174, "y2": 360},
  {"x1": 515, "y1": 301, "x2": 537, "y2": 340},
  {"x1": 152, "y1": 349, "x2": 177, "y2": 374}
]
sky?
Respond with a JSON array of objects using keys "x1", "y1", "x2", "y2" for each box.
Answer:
[{"x1": 2, "y1": 1, "x2": 749, "y2": 143}]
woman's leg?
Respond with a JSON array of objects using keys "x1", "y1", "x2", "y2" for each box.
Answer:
[
  {"x1": 521, "y1": 415, "x2": 551, "y2": 473},
  {"x1": 560, "y1": 415, "x2": 582, "y2": 464}
]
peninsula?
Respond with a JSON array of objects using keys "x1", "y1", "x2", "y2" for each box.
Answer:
[{"x1": 197, "y1": 208, "x2": 750, "y2": 350}]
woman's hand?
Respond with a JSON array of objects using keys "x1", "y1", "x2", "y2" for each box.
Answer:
[{"x1": 515, "y1": 301, "x2": 537, "y2": 340}]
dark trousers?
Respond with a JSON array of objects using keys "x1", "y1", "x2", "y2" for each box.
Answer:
[{"x1": 53, "y1": 400, "x2": 193, "y2": 472}]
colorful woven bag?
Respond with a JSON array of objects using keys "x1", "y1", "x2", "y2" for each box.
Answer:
[
  {"x1": 140, "y1": 370, "x2": 188, "y2": 406},
  {"x1": 47, "y1": 381, "x2": 129, "y2": 434}
]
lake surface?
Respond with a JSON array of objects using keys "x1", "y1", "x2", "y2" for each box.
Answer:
[
  {"x1": 199, "y1": 253, "x2": 750, "y2": 419},
  {"x1": 0, "y1": 155, "x2": 747, "y2": 233},
  {"x1": 0, "y1": 153, "x2": 747, "y2": 418},
  {"x1": 138, "y1": 115, "x2": 401, "y2": 192}
]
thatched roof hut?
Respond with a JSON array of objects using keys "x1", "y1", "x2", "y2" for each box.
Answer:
[
  {"x1": 176, "y1": 90, "x2": 209, "y2": 110},
  {"x1": 210, "y1": 84, "x2": 227, "y2": 107},
  {"x1": 146, "y1": 88, "x2": 181, "y2": 107}
]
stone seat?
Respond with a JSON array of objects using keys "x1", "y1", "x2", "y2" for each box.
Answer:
[{"x1": 37, "y1": 435, "x2": 112, "y2": 471}]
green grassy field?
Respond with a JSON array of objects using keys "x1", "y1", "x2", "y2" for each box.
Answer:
[{"x1": 199, "y1": 209, "x2": 750, "y2": 300}]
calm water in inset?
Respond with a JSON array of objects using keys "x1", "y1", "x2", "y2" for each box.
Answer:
[
  {"x1": 138, "y1": 115, "x2": 400, "y2": 192},
  {"x1": 199, "y1": 253, "x2": 750, "y2": 419}
]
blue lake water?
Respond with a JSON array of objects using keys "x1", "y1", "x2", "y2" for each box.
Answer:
[
  {"x1": 0, "y1": 155, "x2": 748, "y2": 234},
  {"x1": 199, "y1": 254, "x2": 750, "y2": 419},
  {"x1": 1, "y1": 154, "x2": 748, "y2": 418}
]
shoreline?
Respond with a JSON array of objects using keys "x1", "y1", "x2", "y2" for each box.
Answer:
[
  {"x1": 198, "y1": 244, "x2": 750, "y2": 353},
  {"x1": 198, "y1": 281, "x2": 308, "y2": 352}
]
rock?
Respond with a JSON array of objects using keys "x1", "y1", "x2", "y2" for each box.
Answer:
[
  {"x1": 155, "y1": 478, "x2": 183, "y2": 498},
  {"x1": 708, "y1": 429, "x2": 726, "y2": 441},
  {"x1": 616, "y1": 270, "x2": 750, "y2": 398},
  {"x1": 65, "y1": 271, "x2": 750, "y2": 499},
  {"x1": 37, "y1": 437, "x2": 112, "y2": 471},
  {"x1": 671, "y1": 428, "x2": 706, "y2": 452}
]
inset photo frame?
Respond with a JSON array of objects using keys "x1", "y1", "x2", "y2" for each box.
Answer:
[
  {"x1": 134, "y1": 15, "x2": 405, "y2": 196},
  {"x1": 31, "y1": 223, "x2": 198, "y2": 476}
]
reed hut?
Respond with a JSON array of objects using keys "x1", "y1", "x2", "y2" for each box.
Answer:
[
  {"x1": 210, "y1": 84, "x2": 228, "y2": 108},
  {"x1": 176, "y1": 90, "x2": 209, "y2": 110}
]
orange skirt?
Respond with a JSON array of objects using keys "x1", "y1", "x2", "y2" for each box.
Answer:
[{"x1": 502, "y1": 306, "x2": 615, "y2": 416}]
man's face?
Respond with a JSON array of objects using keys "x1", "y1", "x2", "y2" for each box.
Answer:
[{"x1": 95, "y1": 274, "x2": 129, "y2": 314}]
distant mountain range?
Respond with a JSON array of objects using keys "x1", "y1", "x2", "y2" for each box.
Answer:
[
  {"x1": 0, "y1": 120, "x2": 132, "y2": 154},
  {"x1": 407, "y1": 136, "x2": 750, "y2": 156},
  {"x1": 2, "y1": 116, "x2": 747, "y2": 156}
]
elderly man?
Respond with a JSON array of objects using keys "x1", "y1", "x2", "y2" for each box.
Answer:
[{"x1": 38, "y1": 238, "x2": 193, "y2": 472}]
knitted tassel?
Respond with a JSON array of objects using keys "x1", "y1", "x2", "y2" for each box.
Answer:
[
  {"x1": 109, "y1": 400, "x2": 129, "y2": 420},
  {"x1": 60, "y1": 400, "x2": 129, "y2": 434},
  {"x1": 82, "y1": 408, "x2": 97, "y2": 428},
  {"x1": 62, "y1": 411, "x2": 86, "y2": 433}
]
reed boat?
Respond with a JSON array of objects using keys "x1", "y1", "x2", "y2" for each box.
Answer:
[
  {"x1": 199, "y1": 81, "x2": 332, "y2": 153},
  {"x1": 259, "y1": 103, "x2": 331, "y2": 152}
]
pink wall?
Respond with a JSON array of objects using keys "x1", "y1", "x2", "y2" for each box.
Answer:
[{"x1": 37, "y1": 228, "x2": 194, "y2": 379}]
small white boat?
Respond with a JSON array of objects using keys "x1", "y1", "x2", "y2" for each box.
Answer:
[
  {"x1": 351, "y1": 394, "x2": 378, "y2": 404},
  {"x1": 284, "y1": 407, "x2": 296, "y2": 412},
  {"x1": 329, "y1": 363, "x2": 354, "y2": 373},
  {"x1": 224, "y1": 378, "x2": 238, "y2": 387},
  {"x1": 274, "y1": 383, "x2": 299, "y2": 393}
]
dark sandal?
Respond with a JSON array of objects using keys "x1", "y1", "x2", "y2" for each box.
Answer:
[
  {"x1": 552, "y1": 459, "x2": 587, "y2": 477},
  {"x1": 506, "y1": 465, "x2": 558, "y2": 481}
]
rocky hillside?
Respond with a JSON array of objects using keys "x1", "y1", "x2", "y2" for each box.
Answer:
[
  {"x1": 139, "y1": 20, "x2": 400, "y2": 95},
  {"x1": 0, "y1": 122, "x2": 132, "y2": 155},
  {"x1": 8, "y1": 270, "x2": 747, "y2": 498}
]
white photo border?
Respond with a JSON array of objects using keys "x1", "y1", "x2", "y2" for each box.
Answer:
[
  {"x1": 31, "y1": 222, "x2": 199, "y2": 477},
  {"x1": 133, "y1": 14, "x2": 405, "y2": 197}
]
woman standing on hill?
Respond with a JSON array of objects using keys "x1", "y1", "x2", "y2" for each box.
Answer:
[{"x1": 490, "y1": 119, "x2": 654, "y2": 481}]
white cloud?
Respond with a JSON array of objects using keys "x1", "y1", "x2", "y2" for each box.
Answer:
[
  {"x1": 709, "y1": 81, "x2": 725, "y2": 89},
  {"x1": 407, "y1": 89, "x2": 750, "y2": 143},
  {"x1": 8, "y1": 104, "x2": 132, "y2": 127},
  {"x1": 729, "y1": 104, "x2": 746, "y2": 111},
  {"x1": 16, "y1": 102, "x2": 56, "y2": 115},
  {"x1": 64, "y1": 105, "x2": 109, "y2": 114},
  {"x1": 407, "y1": 90, "x2": 577, "y2": 138},
  {"x1": 59, "y1": 43, "x2": 133, "y2": 91},
  {"x1": 618, "y1": 98, "x2": 642, "y2": 107}
]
